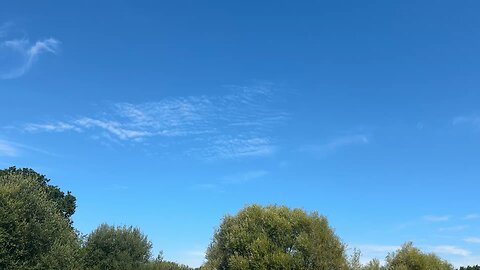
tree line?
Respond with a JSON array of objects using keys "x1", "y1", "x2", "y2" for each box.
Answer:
[{"x1": 0, "y1": 167, "x2": 477, "y2": 270}]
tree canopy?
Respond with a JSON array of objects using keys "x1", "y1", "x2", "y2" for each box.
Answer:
[
  {"x1": 140, "y1": 259, "x2": 195, "y2": 270},
  {"x1": 0, "y1": 167, "x2": 470, "y2": 269},
  {"x1": 82, "y1": 224, "x2": 153, "y2": 270},
  {"x1": 385, "y1": 242, "x2": 453, "y2": 270},
  {"x1": 0, "y1": 167, "x2": 81, "y2": 269},
  {"x1": 460, "y1": 266, "x2": 480, "y2": 270},
  {"x1": 204, "y1": 204, "x2": 348, "y2": 270},
  {"x1": 0, "y1": 167, "x2": 76, "y2": 221}
]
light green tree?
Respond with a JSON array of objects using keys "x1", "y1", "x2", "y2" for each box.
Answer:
[
  {"x1": 204, "y1": 204, "x2": 348, "y2": 270},
  {"x1": 348, "y1": 248, "x2": 363, "y2": 270},
  {"x1": 385, "y1": 242, "x2": 453, "y2": 270},
  {"x1": 363, "y1": 258, "x2": 383, "y2": 270}
]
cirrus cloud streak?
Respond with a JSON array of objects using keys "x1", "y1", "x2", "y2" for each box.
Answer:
[{"x1": 22, "y1": 85, "x2": 287, "y2": 160}]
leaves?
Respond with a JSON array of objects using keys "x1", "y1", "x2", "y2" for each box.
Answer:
[
  {"x1": 0, "y1": 167, "x2": 77, "y2": 221},
  {"x1": 205, "y1": 204, "x2": 348, "y2": 270},
  {"x1": 0, "y1": 168, "x2": 463, "y2": 270},
  {"x1": 0, "y1": 168, "x2": 81, "y2": 269},
  {"x1": 82, "y1": 224, "x2": 152, "y2": 270},
  {"x1": 385, "y1": 242, "x2": 453, "y2": 270}
]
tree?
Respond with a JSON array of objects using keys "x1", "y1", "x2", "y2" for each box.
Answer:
[
  {"x1": 82, "y1": 223, "x2": 153, "y2": 270},
  {"x1": 348, "y1": 248, "x2": 363, "y2": 270},
  {"x1": 140, "y1": 259, "x2": 195, "y2": 270},
  {"x1": 0, "y1": 167, "x2": 81, "y2": 269},
  {"x1": 385, "y1": 242, "x2": 453, "y2": 270},
  {"x1": 363, "y1": 259, "x2": 383, "y2": 270},
  {"x1": 459, "y1": 266, "x2": 480, "y2": 270},
  {"x1": 204, "y1": 204, "x2": 348, "y2": 270},
  {"x1": 0, "y1": 167, "x2": 76, "y2": 221}
]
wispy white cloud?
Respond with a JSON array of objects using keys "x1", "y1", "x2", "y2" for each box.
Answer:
[
  {"x1": 464, "y1": 214, "x2": 480, "y2": 220},
  {"x1": 197, "y1": 136, "x2": 276, "y2": 160},
  {"x1": 0, "y1": 23, "x2": 60, "y2": 79},
  {"x1": 423, "y1": 215, "x2": 451, "y2": 222},
  {"x1": 22, "y1": 85, "x2": 286, "y2": 159},
  {"x1": 299, "y1": 134, "x2": 369, "y2": 156},
  {"x1": 0, "y1": 140, "x2": 19, "y2": 157},
  {"x1": 25, "y1": 122, "x2": 80, "y2": 132},
  {"x1": 75, "y1": 118, "x2": 152, "y2": 140},
  {"x1": 465, "y1": 237, "x2": 480, "y2": 244},
  {"x1": 430, "y1": 245, "x2": 471, "y2": 257},
  {"x1": 325, "y1": 134, "x2": 369, "y2": 148},
  {"x1": 0, "y1": 139, "x2": 56, "y2": 157}
]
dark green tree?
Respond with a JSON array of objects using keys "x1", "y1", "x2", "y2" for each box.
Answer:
[
  {"x1": 459, "y1": 266, "x2": 480, "y2": 270},
  {"x1": 204, "y1": 204, "x2": 348, "y2": 270},
  {"x1": 385, "y1": 242, "x2": 453, "y2": 270},
  {"x1": 0, "y1": 167, "x2": 76, "y2": 221},
  {"x1": 82, "y1": 224, "x2": 153, "y2": 270},
  {"x1": 0, "y1": 167, "x2": 81, "y2": 269}
]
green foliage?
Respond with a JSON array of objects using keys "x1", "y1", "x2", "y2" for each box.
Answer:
[
  {"x1": 204, "y1": 204, "x2": 348, "y2": 270},
  {"x1": 459, "y1": 266, "x2": 480, "y2": 270},
  {"x1": 347, "y1": 249, "x2": 384, "y2": 270},
  {"x1": 363, "y1": 259, "x2": 383, "y2": 270},
  {"x1": 0, "y1": 168, "x2": 81, "y2": 269},
  {"x1": 0, "y1": 166, "x2": 464, "y2": 270},
  {"x1": 0, "y1": 167, "x2": 76, "y2": 221},
  {"x1": 82, "y1": 223, "x2": 153, "y2": 270},
  {"x1": 348, "y1": 248, "x2": 363, "y2": 270},
  {"x1": 385, "y1": 242, "x2": 453, "y2": 270},
  {"x1": 140, "y1": 259, "x2": 195, "y2": 270}
]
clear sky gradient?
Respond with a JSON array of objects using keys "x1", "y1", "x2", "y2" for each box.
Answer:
[{"x1": 1, "y1": 1, "x2": 480, "y2": 267}]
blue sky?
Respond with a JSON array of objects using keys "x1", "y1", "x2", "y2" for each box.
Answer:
[{"x1": 1, "y1": 0, "x2": 480, "y2": 267}]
